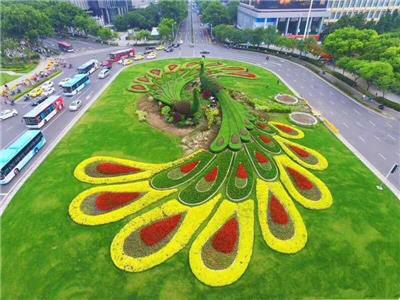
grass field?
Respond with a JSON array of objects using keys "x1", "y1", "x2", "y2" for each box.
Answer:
[
  {"x1": 1, "y1": 58, "x2": 399, "y2": 299},
  {"x1": 0, "y1": 61, "x2": 38, "y2": 74},
  {"x1": 0, "y1": 73, "x2": 20, "y2": 85}
]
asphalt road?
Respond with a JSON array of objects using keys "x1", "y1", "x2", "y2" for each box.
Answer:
[{"x1": 1, "y1": 6, "x2": 399, "y2": 207}]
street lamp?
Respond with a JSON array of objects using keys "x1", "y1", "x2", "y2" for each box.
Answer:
[
  {"x1": 376, "y1": 164, "x2": 399, "y2": 191},
  {"x1": 303, "y1": 0, "x2": 314, "y2": 39}
]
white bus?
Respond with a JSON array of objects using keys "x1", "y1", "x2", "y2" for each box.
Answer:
[
  {"x1": 62, "y1": 74, "x2": 90, "y2": 97},
  {"x1": 23, "y1": 95, "x2": 65, "y2": 128},
  {"x1": 0, "y1": 130, "x2": 46, "y2": 185},
  {"x1": 77, "y1": 59, "x2": 99, "y2": 75}
]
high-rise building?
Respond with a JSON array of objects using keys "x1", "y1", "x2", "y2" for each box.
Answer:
[
  {"x1": 88, "y1": 0, "x2": 132, "y2": 24},
  {"x1": 326, "y1": 0, "x2": 400, "y2": 23},
  {"x1": 131, "y1": 0, "x2": 157, "y2": 9},
  {"x1": 237, "y1": 1, "x2": 329, "y2": 36},
  {"x1": 68, "y1": 0, "x2": 90, "y2": 10}
]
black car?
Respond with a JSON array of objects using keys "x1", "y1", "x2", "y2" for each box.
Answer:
[
  {"x1": 164, "y1": 47, "x2": 173, "y2": 53},
  {"x1": 200, "y1": 50, "x2": 210, "y2": 54},
  {"x1": 31, "y1": 95, "x2": 48, "y2": 106},
  {"x1": 144, "y1": 49, "x2": 154, "y2": 55},
  {"x1": 145, "y1": 46, "x2": 156, "y2": 50},
  {"x1": 172, "y1": 43, "x2": 180, "y2": 48}
]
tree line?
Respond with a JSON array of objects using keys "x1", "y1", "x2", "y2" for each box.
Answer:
[{"x1": 197, "y1": 0, "x2": 239, "y2": 27}]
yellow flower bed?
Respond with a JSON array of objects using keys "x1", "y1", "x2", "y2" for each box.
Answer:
[
  {"x1": 69, "y1": 181, "x2": 176, "y2": 225},
  {"x1": 274, "y1": 155, "x2": 333, "y2": 210},
  {"x1": 273, "y1": 135, "x2": 328, "y2": 170},
  {"x1": 256, "y1": 180, "x2": 307, "y2": 253},
  {"x1": 111, "y1": 195, "x2": 221, "y2": 272},
  {"x1": 189, "y1": 199, "x2": 254, "y2": 287},
  {"x1": 269, "y1": 121, "x2": 305, "y2": 139}
]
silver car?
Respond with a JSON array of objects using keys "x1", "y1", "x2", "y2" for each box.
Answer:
[
  {"x1": 69, "y1": 100, "x2": 82, "y2": 111},
  {"x1": 0, "y1": 109, "x2": 18, "y2": 120}
]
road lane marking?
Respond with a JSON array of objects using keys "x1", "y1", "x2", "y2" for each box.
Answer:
[
  {"x1": 358, "y1": 136, "x2": 366, "y2": 143},
  {"x1": 342, "y1": 122, "x2": 349, "y2": 128},
  {"x1": 6, "y1": 125, "x2": 14, "y2": 132},
  {"x1": 369, "y1": 120, "x2": 376, "y2": 127},
  {"x1": 385, "y1": 122, "x2": 393, "y2": 128},
  {"x1": 355, "y1": 121, "x2": 363, "y2": 128},
  {"x1": 387, "y1": 134, "x2": 396, "y2": 141},
  {"x1": 353, "y1": 108, "x2": 361, "y2": 115},
  {"x1": 373, "y1": 135, "x2": 381, "y2": 142},
  {"x1": 378, "y1": 153, "x2": 386, "y2": 160}
]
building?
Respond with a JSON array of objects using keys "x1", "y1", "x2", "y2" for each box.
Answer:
[
  {"x1": 326, "y1": 0, "x2": 400, "y2": 23},
  {"x1": 131, "y1": 0, "x2": 156, "y2": 9},
  {"x1": 237, "y1": 1, "x2": 330, "y2": 36},
  {"x1": 68, "y1": 0, "x2": 90, "y2": 10},
  {"x1": 88, "y1": 0, "x2": 132, "y2": 24}
]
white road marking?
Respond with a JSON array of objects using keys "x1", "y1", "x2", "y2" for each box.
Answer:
[
  {"x1": 369, "y1": 120, "x2": 376, "y2": 127},
  {"x1": 329, "y1": 111, "x2": 335, "y2": 116},
  {"x1": 355, "y1": 121, "x2": 363, "y2": 128},
  {"x1": 373, "y1": 135, "x2": 381, "y2": 142},
  {"x1": 385, "y1": 122, "x2": 393, "y2": 128},
  {"x1": 0, "y1": 193, "x2": 8, "y2": 196},
  {"x1": 6, "y1": 125, "x2": 14, "y2": 132},
  {"x1": 342, "y1": 122, "x2": 349, "y2": 128},
  {"x1": 353, "y1": 109, "x2": 361, "y2": 116},
  {"x1": 387, "y1": 134, "x2": 396, "y2": 141},
  {"x1": 378, "y1": 153, "x2": 387, "y2": 160},
  {"x1": 358, "y1": 136, "x2": 366, "y2": 143},
  {"x1": 329, "y1": 91, "x2": 335, "y2": 96},
  {"x1": 269, "y1": 61, "x2": 282, "y2": 66}
]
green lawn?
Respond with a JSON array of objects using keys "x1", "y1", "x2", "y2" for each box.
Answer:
[
  {"x1": 0, "y1": 61, "x2": 38, "y2": 74},
  {"x1": 0, "y1": 73, "x2": 20, "y2": 85},
  {"x1": 1, "y1": 58, "x2": 399, "y2": 299}
]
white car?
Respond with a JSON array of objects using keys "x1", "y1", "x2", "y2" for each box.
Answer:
[
  {"x1": 59, "y1": 78, "x2": 71, "y2": 87},
  {"x1": 42, "y1": 81, "x2": 54, "y2": 90},
  {"x1": 69, "y1": 100, "x2": 82, "y2": 111},
  {"x1": 43, "y1": 87, "x2": 55, "y2": 96},
  {"x1": 0, "y1": 109, "x2": 18, "y2": 120},
  {"x1": 98, "y1": 68, "x2": 111, "y2": 79},
  {"x1": 146, "y1": 52, "x2": 157, "y2": 60}
]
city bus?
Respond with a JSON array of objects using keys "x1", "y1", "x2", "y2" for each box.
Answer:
[
  {"x1": 109, "y1": 48, "x2": 135, "y2": 62},
  {"x1": 62, "y1": 74, "x2": 90, "y2": 97},
  {"x1": 23, "y1": 95, "x2": 65, "y2": 128},
  {"x1": 77, "y1": 59, "x2": 99, "y2": 75},
  {"x1": 0, "y1": 130, "x2": 46, "y2": 185},
  {"x1": 57, "y1": 41, "x2": 74, "y2": 52}
]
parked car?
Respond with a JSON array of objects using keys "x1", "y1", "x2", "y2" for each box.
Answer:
[
  {"x1": 43, "y1": 87, "x2": 55, "y2": 96},
  {"x1": 41, "y1": 81, "x2": 54, "y2": 90},
  {"x1": 31, "y1": 95, "x2": 48, "y2": 106},
  {"x1": 145, "y1": 46, "x2": 156, "y2": 50},
  {"x1": 172, "y1": 43, "x2": 180, "y2": 48},
  {"x1": 178, "y1": 39, "x2": 183, "y2": 45},
  {"x1": 144, "y1": 49, "x2": 154, "y2": 55},
  {"x1": 0, "y1": 109, "x2": 18, "y2": 121},
  {"x1": 69, "y1": 100, "x2": 82, "y2": 111},
  {"x1": 29, "y1": 87, "x2": 44, "y2": 98},
  {"x1": 59, "y1": 77, "x2": 71, "y2": 87},
  {"x1": 122, "y1": 59, "x2": 133, "y2": 66},
  {"x1": 133, "y1": 54, "x2": 145, "y2": 61},
  {"x1": 98, "y1": 68, "x2": 111, "y2": 79},
  {"x1": 155, "y1": 44, "x2": 165, "y2": 51},
  {"x1": 200, "y1": 49, "x2": 210, "y2": 54},
  {"x1": 164, "y1": 46, "x2": 174, "y2": 52},
  {"x1": 146, "y1": 52, "x2": 157, "y2": 60}
]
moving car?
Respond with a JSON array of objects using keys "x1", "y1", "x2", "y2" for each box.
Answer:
[
  {"x1": 172, "y1": 43, "x2": 180, "y2": 48},
  {"x1": 145, "y1": 46, "x2": 156, "y2": 50},
  {"x1": 200, "y1": 50, "x2": 210, "y2": 54},
  {"x1": 42, "y1": 81, "x2": 54, "y2": 90},
  {"x1": 43, "y1": 87, "x2": 55, "y2": 96},
  {"x1": 144, "y1": 49, "x2": 154, "y2": 55},
  {"x1": 122, "y1": 59, "x2": 133, "y2": 66},
  {"x1": 98, "y1": 68, "x2": 111, "y2": 79},
  {"x1": 146, "y1": 52, "x2": 157, "y2": 60},
  {"x1": 178, "y1": 39, "x2": 183, "y2": 45},
  {"x1": 133, "y1": 54, "x2": 145, "y2": 61},
  {"x1": 59, "y1": 78, "x2": 71, "y2": 87},
  {"x1": 164, "y1": 46, "x2": 173, "y2": 52},
  {"x1": 69, "y1": 100, "x2": 82, "y2": 111},
  {"x1": 29, "y1": 87, "x2": 44, "y2": 98},
  {"x1": 0, "y1": 109, "x2": 18, "y2": 121},
  {"x1": 155, "y1": 45, "x2": 165, "y2": 51},
  {"x1": 31, "y1": 95, "x2": 48, "y2": 106},
  {"x1": 101, "y1": 60, "x2": 113, "y2": 69}
]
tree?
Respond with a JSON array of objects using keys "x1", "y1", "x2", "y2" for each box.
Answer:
[
  {"x1": 263, "y1": 26, "x2": 279, "y2": 48},
  {"x1": 159, "y1": 0, "x2": 187, "y2": 24},
  {"x1": 97, "y1": 28, "x2": 114, "y2": 42},
  {"x1": 191, "y1": 89, "x2": 200, "y2": 114},
  {"x1": 374, "y1": 10, "x2": 400, "y2": 34},
  {"x1": 202, "y1": 2, "x2": 229, "y2": 26},
  {"x1": 159, "y1": 18, "x2": 176, "y2": 41},
  {"x1": 226, "y1": 1, "x2": 239, "y2": 24},
  {"x1": 320, "y1": 14, "x2": 371, "y2": 41},
  {"x1": 358, "y1": 61, "x2": 394, "y2": 90},
  {"x1": 135, "y1": 30, "x2": 151, "y2": 41},
  {"x1": 114, "y1": 16, "x2": 129, "y2": 31}
]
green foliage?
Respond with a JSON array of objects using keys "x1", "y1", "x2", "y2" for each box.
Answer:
[
  {"x1": 159, "y1": 18, "x2": 176, "y2": 41},
  {"x1": 245, "y1": 142, "x2": 278, "y2": 181},
  {"x1": 135, "y1": 110, "x2": 148, "y2": 122},
  {"x1": 160, "y1": 105, "x2": 171, "y2": 116},
  {"x1": 135, "y1": 29, "x2": 151, "y2": 41},
  {"x1": 205, "y1": 107, "x2": 219, "y2": 129},
  {"x1": 200, "y1": 74, "x2": 221, "y2": 95},
  {"x1": 191, "y1": 89, "x2": 200, "y2": 114},
  {"x1": 159, "y1": 0, "x2": 188, "y2": 24},
  {"x1": 173, "y1": 101, "x2": 192, "y2": 116},
  {"x1": 202, "y1": 1, "x2": 229, "y2": 26}
]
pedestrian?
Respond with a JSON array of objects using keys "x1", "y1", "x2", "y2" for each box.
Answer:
[{"x1": 362, "y1": 94, "x2": 366, "y2": 101}]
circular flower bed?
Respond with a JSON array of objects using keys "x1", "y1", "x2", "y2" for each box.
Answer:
[
  {"x1": 275, "y1": 94, "x2": 299, "y2": 105},
  {"x1": 289, "y1": 112, "x2": 318, "y2": 127}
]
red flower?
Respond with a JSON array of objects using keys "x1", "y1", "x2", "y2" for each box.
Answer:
[
  {"x1": 140, "y1": 215, "x2": 182, "y2": 246},
  {"x1": 259, "y1": 135, "x2": 271, "y2": 144},
  {"x1": 236, "y1": 163, "x2": 248, "y2": 179},
  {"x1": 96, "y1": 163, "x2": 141, "y2": 175},
  {"x1": 269, "y1": 195, "x2": 289, "y2": 225},
  {"x1": 255, "y1": 152, "x2": 269, "y2": 164},
  {"x1": 212, "y1": 218, "x2": 238, "y2": 254},
  {"x1": 205, "y1": 167, "x2": 219, "y2": 182},
  {"x1": 96, "y1": 192, "x2": 141, "y2": 211},
  {"x1": 289, "y1": 145, "x2": 310, "y2": 158},
  {"x1": 180, "y1": 161, "x2": 199, "y2": 174},
  {"x1": 276, "y1": 124, "x2": 295, "y2": 134},
  {"x1": 287, "y1": 167, "x2": 313, "y2": 190},
  {"x1": 202, "y1": 90, "x2": 212, "y2": 99}
]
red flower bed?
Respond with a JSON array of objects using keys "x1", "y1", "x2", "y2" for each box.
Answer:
[
  {"x1": 96, "y1": 192, "x2": 141, "y2": 211},
  {"x1": 257, "y1": 123, "x2": 270, "y2": 131},
  {"x1": 236, "y1": 163, "x2": 248, "y2": 179},
  {"x1": 137, "y1": 76, "x2": 150, "y2": 83},
  {"x1": 205, "y1": 167, "x2": 219, "y2": 182},
  {"x1": 260, "y1": 135, "x2": 272, "y2": 144},
  {"x1": 228, "y1": 72, "x2": 256, "y2": 78},
  {"x1": 180, "y1": 161, "x2": 199, "y2": 174},
  {"x1": 287, "y1": 167, "x2": 313, "y2": 190},
  {"x1": 186, "y1": 62, "x2": 199, "y2": 68},
  {"x1": 140, "y1": 214, "x2": 182, "y2": 246},
  {"x1": 96, "y1": 163, "x2": 141, "y2": 175},
  {"x1": 269, "y1": 195, "x2": 289, "y2": 225},
  {"x1": 276, "y1": 124, "x2": 295, "y2": 134},
  {"x1": 255, "y1": 152, "x2": 269, "y2": 164},
  {"x1": 222, "y1": 67, "x2": 246, "y2": 71},
  {"x1": 202, "y1": 90, "x2": 212, "y2": 99},
  {"x1": 212, "y1": 218, "x2": 238, "y2": 254},
  {"x1": 168, "y1": 64, "x2": 179, "y2": 71},
  {"x1": 150, "y1": 69, "x2": 161, "y2": 77},
  {"x1": 289, "y1": 145, "x2": 310, "y2": 158}
]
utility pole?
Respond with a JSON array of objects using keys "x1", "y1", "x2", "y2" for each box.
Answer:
[{"x1": 303, "y1": 0, "x2": 314, "y2": 39}]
